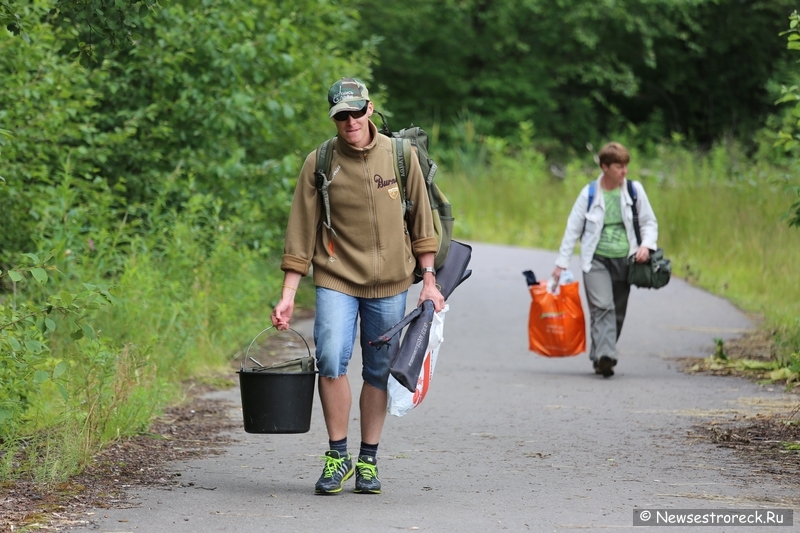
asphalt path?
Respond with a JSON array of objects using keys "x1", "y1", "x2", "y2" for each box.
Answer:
[{"x1": 72, "y1": 243, "x2": 798, "y2": 532}]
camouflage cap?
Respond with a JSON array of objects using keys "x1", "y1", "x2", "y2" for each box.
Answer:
[{"x1": 327, "y1": 77, "x2": 370, "y2": 118}]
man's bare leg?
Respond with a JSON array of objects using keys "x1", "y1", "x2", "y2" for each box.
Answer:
[
  {"x1": 319, "y1": 376, "x2": 351, "y2": 441},
  {"x1": 359, "y1": 382, "x2": 387, "y2": 445}
]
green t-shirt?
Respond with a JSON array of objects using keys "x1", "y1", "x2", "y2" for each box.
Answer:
[{"x1": 595, "y1": 187, "x2": 629, "y2": 258}]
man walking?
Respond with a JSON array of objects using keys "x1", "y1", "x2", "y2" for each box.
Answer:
[{"x1": 271, "y1": 77, "x2": 444, "y2": 494}]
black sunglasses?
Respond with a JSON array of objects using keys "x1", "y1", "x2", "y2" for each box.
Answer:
[{"x1": 333, "y1": 104, "x2": 368, "y2": 122}]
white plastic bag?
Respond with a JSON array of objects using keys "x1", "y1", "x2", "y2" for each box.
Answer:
[{"x1": 387, "y1": 304, "x2": 448, "y2": 417}]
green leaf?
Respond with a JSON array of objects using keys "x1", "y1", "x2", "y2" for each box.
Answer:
[
  {"x1": 33, "y1": 370, "x2": 50, "y2": 384},
  {"x1": 60, "y1": 290, "x2": 74, "y2": 307},
  {"x1": 45, "y1": 318, "x2": 56, "y2": 332},
  {"x1": 24, "y1": 339, "x2": 44, "y2": 353},
  {"x1": 8, "y1": 270, "x2": 22, "y2": 282},
  {"x1": 53, "y1": 361, "x2": 68, "y2": 379},
  {"x1": 80, "y1": 323, "x2": 96, "y2": 340},
  {"x1": 101, "y1": 290, "x2": 122, "y2": 306},
  {"x1": 23, "y1": 253, "x2": 41, "y2": 264},
  {"x1": 71, "y1": 328, "x2": 84, "y2": 340},
  {"x1": 31, "y1": 267, "x2": 48, "y2": 284},
  {"x1": 8, "y1": 338, "x2": 22, "y2": 351},
  {"x1": 56, "y1": 382, "x2": 69, "y2": 401}
]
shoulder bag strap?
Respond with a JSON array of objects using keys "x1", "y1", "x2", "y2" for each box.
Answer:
[{"x1": 627, "y1": 179, "x2": 641, "y2": 245}]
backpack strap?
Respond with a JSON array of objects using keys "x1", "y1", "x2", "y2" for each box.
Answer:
[
  {"x1": 314, "y1": 138, "x2": 337, "y2": 237},
  {"x1": 626, "y1": 178, "x2": 638, "y2": 203},
  {"x1": 582, "y1": 181, "x2": 597, "y2": 236},
  {"x1": 392, "y1": 137, "x2": 414, "y2": 220},
  {"x1": 627, "y1": 179, "x2": 642, "y2": 245},
  {"x1": 587, "y1": 181, "x2": 596, "y2": 211},
  {"x1": 315, "y1": 136, "x2": 414, "y2": 238}
]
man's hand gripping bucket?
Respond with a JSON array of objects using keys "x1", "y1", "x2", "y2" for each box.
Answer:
[{"x1": 237, "y1": 326, "x2": 317, "y2": 434}]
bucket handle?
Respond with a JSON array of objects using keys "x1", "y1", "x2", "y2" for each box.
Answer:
[{"x1": 242, "y1": 326, "x2": 312, "y2": 370}]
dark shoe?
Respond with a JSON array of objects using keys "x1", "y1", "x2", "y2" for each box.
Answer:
[
  {"x1": 593, "y1": 357, "x2": 618, "y2": 375},
  {"x1": 597, "y1": 355, "x2": 616, "y2": 378},
  {"x1": 315, "y1": 451, "x2": 354, "y2": 495},
  {"x1": 354, "y1": 455, "x2": 381, "y2": 494}
]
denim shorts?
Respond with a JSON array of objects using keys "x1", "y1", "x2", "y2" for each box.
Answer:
[{"x1": 314, "y1": 287, "x2": 407, "y2": 391}]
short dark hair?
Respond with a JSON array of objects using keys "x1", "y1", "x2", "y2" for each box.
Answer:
[{"x1": 598, "y1": 142, "x2": 630, "y2": 167}]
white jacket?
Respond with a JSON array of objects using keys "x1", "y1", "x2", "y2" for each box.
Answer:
[{"x1": 555, "y1": 175, "x2": 658, "y2": 273}]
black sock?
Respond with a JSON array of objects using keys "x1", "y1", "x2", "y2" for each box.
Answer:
[
  {"x1": 329, "y1": 437, "x2": 348, "y2": 457},
  {"x1": 359, "y1": 442, "x2": 379, "y2": 460}
]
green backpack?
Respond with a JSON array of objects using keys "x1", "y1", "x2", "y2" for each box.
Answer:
[{"x1": 314, "y1": 112, "x2": 454, "y2": 280}]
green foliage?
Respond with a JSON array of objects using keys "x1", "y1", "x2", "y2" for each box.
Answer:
[
  {"x1": 1, "y1": 0, "x2": 158, "y2": 50},
  {"x1": 0, "y1": 254, "x2": 114, "y2": 438},
  {"x1": 774, "y1": 10, "x2": 800, "y2": 228},
  {"x1": 713, "y1": 338, "x2": 728, "y2": 361},
  {"x1": 0, "y1": 19, "x2": 117, "y2": 262},
  {"x1": 359, "y1": 0, "x2": 795, "y2": 147},
  {"x1": 1, "y1": 0, "x2": 374, "y2": 262},
  {"x1": 81, "y1": 0, "x2": 374, "y2": 251},
  {"x1": 771, "y1": 13, "x2": 800, "y2": 152},
  {"x1": 0, "y1": 171, "x2": 291, "y2": 482}
]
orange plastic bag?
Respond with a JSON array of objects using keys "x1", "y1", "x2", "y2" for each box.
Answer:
[{"x1": 528, "y1": 281, "x2": 586, "y2": 357}]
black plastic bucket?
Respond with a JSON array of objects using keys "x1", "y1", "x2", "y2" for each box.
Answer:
[
  {"x1": 237, "y1": 327, "x2": 317, "y2": 434},
  {"x1": 238, "y1": 369, "x2": 316, "y2": 433}
]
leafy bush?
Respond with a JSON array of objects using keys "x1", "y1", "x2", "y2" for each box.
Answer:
[
  {"x1": 83, "y1": 0, "x2": 374, "y2": 251},
  {"x1": 0, "y1": 175, "x2": 290, "y2": 483},
  {"x1": 0, "y1": 256, "x2": 115, "y2": 437},
  {"x1": 0, "y1": 18, "x2": 120, "y2": 263}
]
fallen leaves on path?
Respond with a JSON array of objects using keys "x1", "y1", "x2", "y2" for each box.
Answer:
[{"x1": 0, "y1": 380, "x2": 239, "y2": 532}]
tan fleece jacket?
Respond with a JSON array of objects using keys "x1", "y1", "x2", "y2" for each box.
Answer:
[{"x1": 281, "y1": 121, "x2": 439, "y2": 298}]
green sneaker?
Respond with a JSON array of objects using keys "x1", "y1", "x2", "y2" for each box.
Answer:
[
  {"x1": 354, "y1": 455, "x2": 381, "y2": 494},
  {"x1": 314, "y1": 451, "x2": 354, "y2": 495}
]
